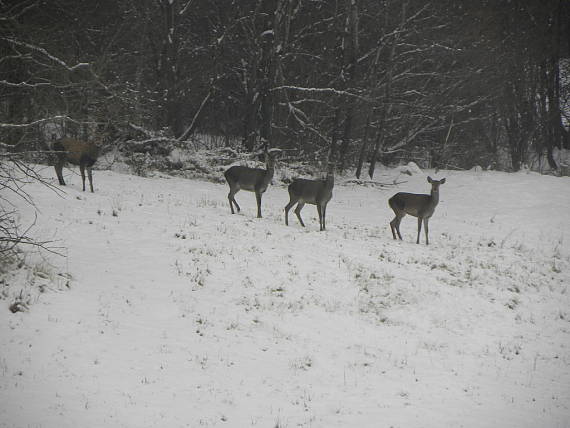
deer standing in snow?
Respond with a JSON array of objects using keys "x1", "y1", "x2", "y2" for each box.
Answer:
[
  {"x1": 284, "y1": 161, "x2": 335, "y2": 231},
  {"x1": 53, "y1": 137, "x2": 101, "y2": 192},
  {"x1": 388, "y1": 176, "x2": 446, "y2": 245},
  {"x1": 224, "y1": 148, "x2": 281, "y2": 218}
]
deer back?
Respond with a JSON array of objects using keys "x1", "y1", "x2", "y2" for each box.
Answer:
[
  {"x1": 225, "y1": 165, "x2": 273, "y2": 191},
  {"x1": 289, "y1": 175, "x2": 333, "y2": 205},
  {"x1": 56, "y1": 138, "x2": 100, "y2": 166},
  {"x1": 391, "y1": 192, "x2": 436, "y2": 217}
]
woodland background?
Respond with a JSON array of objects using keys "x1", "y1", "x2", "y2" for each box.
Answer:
[{"x1": 1, "y1": 0, "x2": 569, "y2": 175}]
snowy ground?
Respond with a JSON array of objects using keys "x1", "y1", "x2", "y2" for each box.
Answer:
[{"x1": 1, "y1": 164, "x2": 569, "y2": 428}]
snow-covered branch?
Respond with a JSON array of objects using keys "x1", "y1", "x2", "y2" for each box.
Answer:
[
  {"x1": 2, "y1": 38, "x2": 90, "y2": 72},
  {"x1": 0, "y1": 116, "x2": 81, "y2": 129},
  {"x1": 0, "y1": 80, "x2": 51, "y2": 89},
  {"x1": 178, "y1": 0, "x2": 196, "y2": 16},
  {"x1": 272, "y1": 85, "x2": 367, "y2": 101}
]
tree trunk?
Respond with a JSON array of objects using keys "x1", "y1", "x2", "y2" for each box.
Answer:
[
  {"x1": 159, "y1": 0, "x2": 182, "y2": 137},
  {"x1": 355, "y1": 112, "x2": 371, "y2": 179},
  {"x1": 368, "y1": 1, "x2": 403, "y2": 178},
  {"x1": 330, "y1": 108, "x2": 342, "y2": 162},
  {"x1": 259, "y1": 35, "x2": 273, "y2": 149},
  {"x1": 338, "y1": 0, "x2": 359, "y2": 171},
  {"x1": 368, "y1": 121, "x2": 387, "y2": 178},
  {"x1": 544, "y1": 1, "x2": 562, "y2": 169},
  {"x1": 242, "y1": 91, "x2": 258, "y2": 152}
]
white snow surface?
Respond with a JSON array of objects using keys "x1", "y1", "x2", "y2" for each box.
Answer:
[{"x1": 1, "y1": 166, "x2": 569, "y2": 428}]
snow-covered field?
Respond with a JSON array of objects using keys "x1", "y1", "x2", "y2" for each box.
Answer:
[{"x1": 1, "y1": 165, "x2": 569, "y2": 428}]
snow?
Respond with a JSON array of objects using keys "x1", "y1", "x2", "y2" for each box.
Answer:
[
  {"x1": 1, "y1": 165, "x2": 569, "y2": 427},
  {"x1": 399, "y1": 162, "x2": 422, "y2": 175}
]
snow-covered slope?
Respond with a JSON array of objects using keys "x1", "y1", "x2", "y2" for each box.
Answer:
[{"x1": 1, "y1": 165, "x2": 569, "y2": 428}]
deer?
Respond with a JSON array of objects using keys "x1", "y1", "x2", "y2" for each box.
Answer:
[
  {"x1": 284, "y1": 161, "x2": 335, "y2": 231},
  {"x1": 388, "y1": 176, "x2": 446, "y2": 245},
  {"x1": 224, "y1": 148, "x2": 281, "y2": 218},
  {"x1": 53, "y1": 137, "x2": 101, "y2": 193}
]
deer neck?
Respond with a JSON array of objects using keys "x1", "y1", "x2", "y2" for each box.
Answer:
[
  {"x1": 325, "y1": 171, "x2": 334, "y2": 189},
  {"x1": 265, "y1": 159, "x2": 275, "y2": 180},
  {"x1": 430, "y1": 188, "x2": 440, "y2": 206}
]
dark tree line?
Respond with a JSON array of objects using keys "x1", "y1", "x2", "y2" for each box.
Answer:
[{"x1": 1, "y1": 0, "x2": 569, "y2": 174}]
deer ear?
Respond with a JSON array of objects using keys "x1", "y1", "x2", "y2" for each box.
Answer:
[
  {"x1": 427, "y1": 176, "x2": 433, "y2": 183},
  {"x1": 440, "y1": 178, "x2": 446, "y2": 184}
]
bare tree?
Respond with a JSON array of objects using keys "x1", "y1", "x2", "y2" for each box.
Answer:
[{"x1": 0, "y1": 150, "x2": 61, "y2": 260}]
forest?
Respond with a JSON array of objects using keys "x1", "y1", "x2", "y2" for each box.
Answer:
[{"x1": 1, "y1": 0, "x2": 569, "y2": 174}]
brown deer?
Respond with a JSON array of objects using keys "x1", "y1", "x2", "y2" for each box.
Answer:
[
  {"x1": 285, "y1": 161, "x2": 335, "y2": 231},
  {"x1": 224, "y1": 148, "x2": 281, "y2": 218},
  {"x1": 53, "y1": 138, "x2": 101, "y2": 192},
  {"x1": 389, "y1": 176, "x2": 446, "y2": 245}
]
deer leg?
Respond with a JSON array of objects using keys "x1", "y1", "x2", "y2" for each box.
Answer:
[
  {"x1": 228, "y1": 193, "x2": 235, "y2": 214},
  {"x1": 294, "y1": 201, "x2": 306, "y2": 227},
  {"x1": 391, "y1": 214, "x2": 404, "y2": 240},
  {"x1": 232, "y1": 197, "x2": 241, "y2": 213},
  {"x1": 284, "y1": 198, "x2": 298, "y2": 226},
  {"x1": 424, "y1": 218, "x2": 429, "y2": 245},
  {"x1": 390, "y1": 217, "x2": 398, "y2": 239},
  {"x1": 87, "y1": 166, "x2": 94, "y2": 193},
  {"x1": 80, "y1": 163, "x2": 86, "y2": 192},
  {"x1": 396, "y1": 216, "x2": 404, "y2": 240},
  {"x1": 322, "y1": 203, "x2": 328, "y2": 231},
  {"x1": 317, "y1": 204, "x2": 323, "y2": 231},
  {"x1": 255, "y1": 191, "x2": 262, "y2": 218},
  {"x1": 227, "y1": 192, "x2": 235, "y2": 214},
  {"x1": 228, "y1": 186, "x2": 240, "y2": 214},
  {"x1": 55, "y1": 163, "x2": 65, "y2": 186},
  {"x1": 416, "y1": 217, "x2": 423, "y2": 244}
]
